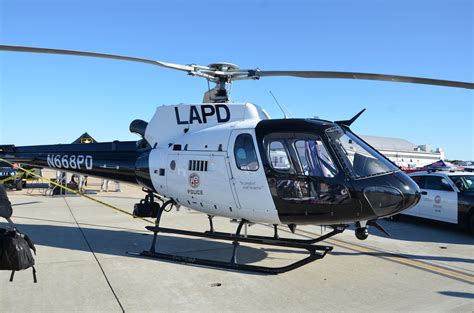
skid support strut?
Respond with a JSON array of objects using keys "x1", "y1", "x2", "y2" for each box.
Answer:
[{"x1": 130, "y1": 205, "x2": 345, "y2": 274}]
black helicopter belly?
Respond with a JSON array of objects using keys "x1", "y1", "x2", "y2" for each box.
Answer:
[{"x1": 267, "y1": 171, "x2": 420, "y2": 225}]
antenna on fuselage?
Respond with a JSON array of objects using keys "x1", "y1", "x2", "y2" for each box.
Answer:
[{"x1": 269, "y1": 91, "x2": 291, "y2": 119}]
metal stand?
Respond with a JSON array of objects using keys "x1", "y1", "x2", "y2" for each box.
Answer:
[
  {"x1": 129, "y1": 205, "x2": 345, "y2": 274},
  {"x1": 273, "y1": 224, "x2": 279, "y2": 239},
  {"x1": 208, "y1": 215, "x2": 215, "y2": 233}
]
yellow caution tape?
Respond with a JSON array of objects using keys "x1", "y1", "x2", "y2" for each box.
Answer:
[{"x1": 0, "y1": 158, "x2": 154, "y2": 224}]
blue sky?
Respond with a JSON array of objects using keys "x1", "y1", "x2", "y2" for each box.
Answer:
[{"x1": 0, "y1": 0, "x2": 472, "y2": 160}]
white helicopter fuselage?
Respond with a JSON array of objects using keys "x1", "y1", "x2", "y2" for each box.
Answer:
[
  {"x1": 1, "y1": 102, "x2": 422, "y2": 228},
  {"x1": 145, "y1": 103, "x2": 281, "y2": 224}
]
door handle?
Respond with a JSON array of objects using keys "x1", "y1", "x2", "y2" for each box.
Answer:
[{"x1": 421, "y1": 191, "x2": 428, "y2": 195}]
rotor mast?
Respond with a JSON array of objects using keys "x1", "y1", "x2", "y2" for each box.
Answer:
[{"x1": 202, "y1": 62, "x2": 245, "y2": 103}]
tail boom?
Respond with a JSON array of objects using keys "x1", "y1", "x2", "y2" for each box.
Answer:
[{"x1": 0, "y1": 141, "x2": 146, "y2": 185}]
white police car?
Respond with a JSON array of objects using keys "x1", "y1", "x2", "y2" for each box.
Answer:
[{"x1": 398, "y1": 170, "x2": 474, "y2": 233}]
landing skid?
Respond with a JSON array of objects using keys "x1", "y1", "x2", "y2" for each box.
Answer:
[{"x1": 129, "y1": 203, "x2": 346, "y2": 274}]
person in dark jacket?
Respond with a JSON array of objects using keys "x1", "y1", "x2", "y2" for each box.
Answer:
[{"x1": 0, "y1": 184, "x2": 14, "y2": 225}]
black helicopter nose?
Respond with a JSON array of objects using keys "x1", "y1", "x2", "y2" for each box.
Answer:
[
  {"x1": 362, "y1": 171, "x2": 421, "y2": 218},
  {"x1": 396, "y1": 171, "x2": 421, "y2": 212},
  {"x1": 401, "y1": 186, "x2": 421, "y2": 211},
  {"x1": 363, "y1": 186, "x2": 405, "y2": 217}
]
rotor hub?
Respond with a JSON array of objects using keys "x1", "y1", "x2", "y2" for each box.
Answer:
[{"x1": 207, "y1": 62, "x2": 240, "y2": 72}]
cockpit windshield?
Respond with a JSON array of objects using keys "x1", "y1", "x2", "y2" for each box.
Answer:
[{"x1": 326, "y1": 127, "x2": 399, "y2": 178}]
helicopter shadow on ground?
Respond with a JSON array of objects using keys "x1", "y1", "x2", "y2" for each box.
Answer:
[
  {"x1": 18, "y1": 184, "x2": 100, "y2": 195},
  {"x1": 11, "y1": 201, "x2": 42, "y2": 207},
  {"x1": 328, "y1": 250, "x2": 474, "y2": 265},
  {"x1": 257, "y1": 223, "x2": 474, "y2": 265},
  {"x1": 261, "y1": 245, "x2": 474, "y2": 265},
  {"x1": 262, "y1": 242, "x2": 474, "y2": 266},
  {"x1": 358, "y1": 216, "x2": 474, "y2": 245},
  {"x1": 8, "y1": 223, "x2": 271, "y2": 269},
  {"x1": 437, "y1": 291, "x2": 474, "y2": 299}
]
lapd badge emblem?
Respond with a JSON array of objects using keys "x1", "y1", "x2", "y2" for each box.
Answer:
[
  {"x1": 189, "y1": 173, "x2": 200, "y2": 188},
  {"x1": 434, "y1": 195, "x2": 442, "y2": 204}
]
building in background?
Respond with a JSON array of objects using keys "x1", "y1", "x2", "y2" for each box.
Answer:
[{"x1": 362, "y1": 135, "x2": 444, "y2": 169}]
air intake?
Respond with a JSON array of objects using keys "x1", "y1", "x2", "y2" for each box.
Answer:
[{"x1": 129, "y1": 119, "x2": 148, "y2": 138}]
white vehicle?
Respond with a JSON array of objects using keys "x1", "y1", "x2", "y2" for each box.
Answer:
[{"x1": 401, "y1": 170, "x2": 474, "y2": 233}]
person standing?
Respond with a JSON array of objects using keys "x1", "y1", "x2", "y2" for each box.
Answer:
[
  {"x1": 0, "y1": 183, "x2": 14, "y2": 225},
  {"x1": 101, "y1": 179, "x2": 109, "y2": 192}
]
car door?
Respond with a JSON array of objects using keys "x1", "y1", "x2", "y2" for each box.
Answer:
[{"x1": 419, "y1": 175, "x2": 458, "y2": 223}]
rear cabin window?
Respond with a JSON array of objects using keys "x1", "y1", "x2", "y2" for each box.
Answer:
[
  {"x1": 266, "y1": 135, "x2": 337, "y2": 178},
  {"x1": 268, "y1": 141, "x2": 292, "y2": 170},
  {"x1": 234, "y1": 134, "x2": 259, "y2": 171},
  {"x1": 294, "y1": 139, "x2": 338, "y2": 178}
]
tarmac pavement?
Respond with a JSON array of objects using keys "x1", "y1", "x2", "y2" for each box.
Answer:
[{"x1": 0, "y1": 184, "x2": 472, "y2": 312}]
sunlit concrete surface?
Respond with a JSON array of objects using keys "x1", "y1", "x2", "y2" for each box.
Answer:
[{"x1": 1, "y1": 183, "x2": 472, "y2": 312}]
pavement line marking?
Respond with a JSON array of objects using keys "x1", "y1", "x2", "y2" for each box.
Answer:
[
  {"x1": 269, "y1": 225, "x2": 474, "y2": 284},
  {"x1": 301, "y1": 228, "x2": 474, "y2": 276},
  {"x1": 325, "y1": 239, "x2": 474, "y2": 284},
  {"x1": 63, "y1": 198, "x2": 126, "y2": 313}
]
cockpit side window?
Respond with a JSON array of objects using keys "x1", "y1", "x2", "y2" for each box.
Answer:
[
  {"x1": 234, "y1": 134, "x2": 259, "y2": 171},
  {"x1": 268, "y1": 140, "x2": 292, "y2": 171},
  {"x1": 294, "y1": 139, "x2": 338, "y2": 178}
]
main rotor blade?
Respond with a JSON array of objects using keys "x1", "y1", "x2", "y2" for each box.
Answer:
[
  {"x1": 255, "y1": 71, "x2": 474, "y2": 89},
  {"x1": 0, "y1": 45, "x2": 195, "y2": 72},
  {"x1": 2, "y1": 45, "x2": 472, "y2": 89}
]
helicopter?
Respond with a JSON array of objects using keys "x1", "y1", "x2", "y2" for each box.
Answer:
[{"x1": 0, "y1": 45, "x2": 473, "y2": 274}]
